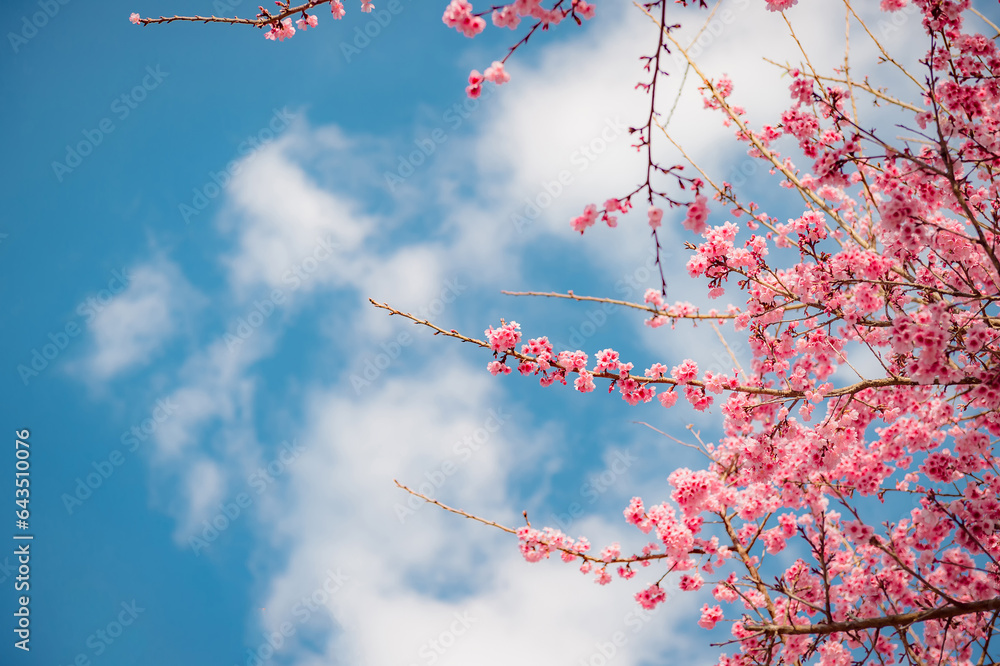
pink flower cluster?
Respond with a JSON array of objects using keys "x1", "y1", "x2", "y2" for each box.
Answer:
[
  {"x1": 466, "y1": 61, "x2": 510, "y2": 98},
  {"x1": 516, "y1": 526, "x2": 589, "y2": 563},
  {"x1": 682, "y1": 195, "x2": 709, "y2": 234},
  {"x1": 486, "y1": 0, "x2": 594, "y2": 31},
  {"x1": 648, "y1": 206, "x2": 663, "y2": 230},
  {"x1": 698, "y1": 603, "x2": 724, "y2": 629},
  {"x1": 484, "y1": 61, "x2": 510, "y2": 84},
  {"x1": 456, "y1": 2, "x2": 1000, "y2": 660},
  {"x1": 571, "y1": 204, "x2": 599, "y2": 233},
  {"x1": 764, "y1": 0, "x2": 797, "y2": 10},
  {"x1": 568, "y1": 199, "x2": 639, "y2": 233},
  {"x1": 442, "y1": 0, "x2": 486, "y2": 37},
  {"x1": 265, "y1": 18, "x2": 296, "y2": 41},
  {"x1": 257, "y1": 1, "x2": 380, "y2": 40},
  {"x1": 484, "y1": 321, "x2": 521, "y2": 353},
  {"x1": 635, "y1": 584, "x2": 667, "y2": 610},
  {"x1": 445, "y1": 0, "x2": 594, "y2": 97},
  {"x1": 296, "y1": 14, "x2": 318, "y2": 30}
]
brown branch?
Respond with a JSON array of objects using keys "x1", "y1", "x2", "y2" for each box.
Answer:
[
  {"x1": 501, "y1": 289, "x2": 740, "y2": 319},
  {"x1": 639, "y1": 2, "x2": 871, "y2": 251},
  {"x1": 761, "y1": 60, "x2": 923, "y2": 114},
  {"x1": 369, "y1": 298, "x2": 982, "y2": 399},
  {"x1": 393, "y1": 480, "x2": 702, "y2": 564},
  {"x1": 395, "y1": 479, "x2": 517, "y2": 535},
  {"x1": 747, "y1": 597, "x2": 1000, "y2": 636},
  {"x1": 133, "y1": 0, "x2": 330, "y2": 28}
]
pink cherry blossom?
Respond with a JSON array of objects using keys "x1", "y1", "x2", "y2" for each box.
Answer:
[
  {"x1": 670, "y1": 359, "x2": 698, "y2": 384},
  {"x1": 600, "y1": 542, "x2": 621, "y2": 562},
  {"x1": 574, "y1": 370, "x2": 595, "y2": 393},
  {"x1": 648, "y1": 205, "x2": 663, "y2": 230},
  {"x1": 466, "y1": 69, "x2": 484, "y2": 98},
  {"x1": 657, "y1": 390, "x2": 678, "y2": 408},
  {"x1": 296, "y1": 14, "x2": 318, "y2": 30},
  {"x1": 483, "y1": 61, "x2": 510, "y2": 84},
  {"x1": 682, "y1": 195, "x2": 709, "y2": 234},
  {"x1": 679, "y1": 573, "x2": 704, "y2": 591},
  {"x1": 635, "y1": 584, "x2": 667, "y2": 610},
  {"x1": 484, "y1": 320, "x2": 521, "y2": 352},
  {"x1": 764, "y1": 0, "x2": 797, "y2": 12},
  {"x1": 698, "y1": 603, "x2": 724, "y2": 629},
  {"x1": 487, "y1": 360, "x2": 511, "y2": 376},
  {"x1": 570, "y1": 203, "x2": 599, "y2": 234},
  {"x1": 492, "y1": 6, "x2": 520, "y2": 29},
  {"x1": 572, "y1": 0, "x2": 595, "y2": 20},
  {"x1": 443, "y1": 0, "x2": 486, "y2": 37},
  {"x1": 265, "y1": 18, "x2": 295, "y2": 41}
]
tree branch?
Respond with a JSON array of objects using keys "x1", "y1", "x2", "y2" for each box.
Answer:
[{"x1": 747, "y1": 597, "x2": 1000, "y2": 636}]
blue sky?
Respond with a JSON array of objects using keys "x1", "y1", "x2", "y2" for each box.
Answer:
[{"x1": 3, "y1": 1, "x2": 994, "y2": 665}]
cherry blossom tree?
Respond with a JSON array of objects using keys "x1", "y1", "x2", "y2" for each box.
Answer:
[{"x1": 132, "y1": 1, "x2": 1000, "y2": 664}]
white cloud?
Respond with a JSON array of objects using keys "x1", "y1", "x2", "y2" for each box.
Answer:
[
  {"x1": 152, "y1": 335, "x2": 269, "y2": 460},
  {"x1": 220, "y1": 136, "x2": 372, "y2": 299},
  {"x1": 182, "y1": 457, "x2": 225, "y2": 535},
  {"x1": 141, "y1": 330, "x2": 283, "y2": 545},
  {"x1": 78, "y1": 259, "x2": 202, "y2": 381},
  {"x1": 248, "y1": 363, "x2": 704, "y2": 666},
  {"x1": 216, "y1": 124, "x2": 496, "y2": 341}
]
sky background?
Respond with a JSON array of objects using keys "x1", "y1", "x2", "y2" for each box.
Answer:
[{"x1": 2, "y1": 1, "x2": 997, "y2": 665}]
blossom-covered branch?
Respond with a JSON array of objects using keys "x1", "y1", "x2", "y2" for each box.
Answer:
[{"x1": 135, "y1": 1, "x2": 1000, "y2": 663}]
